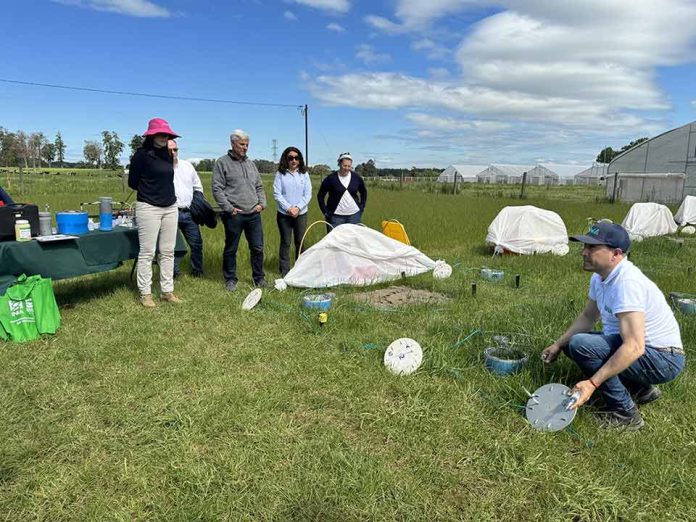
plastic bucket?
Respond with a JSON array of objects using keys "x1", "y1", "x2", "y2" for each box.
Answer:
[
  {"x1": 56, "y1": 211, "x2": 89, "y2": 235},
  {"x1": 302, "y1": 293, "x2": 334, "y2": 311},
  {"x1": 484, "y1": 347, "x2": 529, "y2": 375},
  {"x1": 481, "y1": 268, "x2": 504, "y2": 281}
]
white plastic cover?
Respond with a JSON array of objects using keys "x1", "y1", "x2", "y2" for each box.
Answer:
[
  {"x1": 282, "y1": 224, "x2": 446, "y2": 288},
  {"x1": 674, "y1": 195, "x2": 696, "y2": 224},
  {"x1": 621, "y1": 202, "x2": 678, "y2": 240},
  {"x1": 485, "y1": 205, "x2": 569, "y2": 255}
]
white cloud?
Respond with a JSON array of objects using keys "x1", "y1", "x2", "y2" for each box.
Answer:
[
  {"x1": 395, "y1": 0, "x2": 483, "y2": 29},
  {"x1": 290, "y1": 0, "x2": 349, "y2": 14},
  {"x1": 51, "y1": 0, "x2": 171, "y2": 17},
  {"x1": 313, "y1": 2, "x2": 696, "y2": 134},
  {"x1": 427, "y1": 67, "x2": 451, "y2": 79},
  {"x1": 284, "y1": 10, "x2": 297, "y2": 21},
  {"x1": 326, "y1": 22, "x2": 345, "y2": 32},
  {"x1": 364, "y1": 15, "x2": 404, "y2": 34},
  {"x1": 411, "y1": 38, "x2": 450, "y2": 60},
  {"x1": 405, "y1": 113, "x2": 510, "y2": 132},
  {"x1": 355, "y1": 44, "x2": 390, "y2": 65}
]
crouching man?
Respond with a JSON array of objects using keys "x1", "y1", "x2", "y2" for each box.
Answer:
[{"x1": 542, "y1": 222, "x2": 685, "y2": 430}]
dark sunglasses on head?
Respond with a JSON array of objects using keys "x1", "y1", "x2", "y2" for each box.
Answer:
[{"x1": 287, "y1": 155, "x2": 299, "y2": 160}]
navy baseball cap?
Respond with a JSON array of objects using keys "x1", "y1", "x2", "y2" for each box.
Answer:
[{"x1": 570, "y1": 222, "x2": 631, "y2": 253}]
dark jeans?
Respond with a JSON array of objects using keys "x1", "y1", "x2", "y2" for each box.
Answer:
[
  {"x1": 326, "y1": 211, "x2": 362, "y2": 233},
  {"x1": 174, "y1": 209, "x2": 203, "y2": 275},
  {"x1": 564, "y1": 333, "x2": 685, "y2": 412},
  {"x1": 277, "y1": 212, "x2": 308, "y2": 277},
  {"x1": 221, "y1": 212, "x2": 265, "y2": 284}
]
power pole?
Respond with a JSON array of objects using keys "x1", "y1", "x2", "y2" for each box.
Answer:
[
  {"x1": 303, "y1": 104, "x2": 309, "y2": 166},
  {"x1": 272, "y1": 139, "x2": 278, "y2": 163}
]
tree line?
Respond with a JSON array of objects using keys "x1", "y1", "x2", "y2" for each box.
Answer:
[
  {"x1": 595, "y1": 137, "x2": 649, "y2": 164},
  {"x1": 0, "y1": 128, "x2": 66, "y2": 169},
  {"x1": 193, "y1": 157, "x2": 441, "y2": 178}
]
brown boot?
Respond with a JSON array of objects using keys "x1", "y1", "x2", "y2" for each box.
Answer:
[
  {"x1": 160, "y1": 292, "x2": 182, "y2": 304},
  {"x1": 140, "y1": 294, "x2": 156, "y2": 308}
]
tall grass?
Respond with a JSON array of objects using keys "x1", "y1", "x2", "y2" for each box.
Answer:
[{"x1": 0, "y1": 171, "x2": 694, "y2": 520}]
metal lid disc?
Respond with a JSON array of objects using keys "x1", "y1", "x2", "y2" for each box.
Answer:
[
  {"x1": 526, "y1": 383, "x2": 577, "y2": 432},
  {"x1": 241, "y1": 288, "x2": 262, "y2": 310},
  {"x1": 384, "y1": 338, "x2": 423, "y2": 376}
]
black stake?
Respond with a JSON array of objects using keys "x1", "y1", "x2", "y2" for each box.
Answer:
[
  {"x1": 515, "y1": 274, "x2": 521, "y2": 288},
  {"x1": 472, "y1": 282, "x2": 477, "y2": 296}
]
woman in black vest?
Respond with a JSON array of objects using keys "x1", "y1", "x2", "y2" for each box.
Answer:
[{"x1": 317, "y1": 152, "x2": 367, "y2": 232}]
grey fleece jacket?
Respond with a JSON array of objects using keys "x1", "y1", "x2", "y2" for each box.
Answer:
[{"x1": 212, "y1": 151, "x2": 267, "y2": 214}]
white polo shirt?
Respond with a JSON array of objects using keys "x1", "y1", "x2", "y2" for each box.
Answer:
[
  {"x1": 589, "y1": 259, "x2": 682, "y2": 349},
  {"x1": 173, "y1": 159, "x2": 203, "y2": 209}
]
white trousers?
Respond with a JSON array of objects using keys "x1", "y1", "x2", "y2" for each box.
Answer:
[{"x1": 135, "y1": 202, "x2": 178, "y2": 295}]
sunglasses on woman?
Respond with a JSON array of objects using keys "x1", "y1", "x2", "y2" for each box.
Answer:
[{"x1": 288, "y1": 155, "x2": 299, "y2": 161}]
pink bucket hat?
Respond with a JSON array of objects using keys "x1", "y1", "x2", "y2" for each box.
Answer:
[{"x1": 143, "y1": 117, "x2": 180, "y2": 138}]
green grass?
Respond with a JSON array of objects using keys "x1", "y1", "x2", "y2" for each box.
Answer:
[{"x1": 0, "y1": 171, "x2": 695, "y2": 520}]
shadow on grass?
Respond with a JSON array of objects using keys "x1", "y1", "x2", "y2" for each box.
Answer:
[{"x1": 54, "y1": 269, "x2": 134, "y2": 307}]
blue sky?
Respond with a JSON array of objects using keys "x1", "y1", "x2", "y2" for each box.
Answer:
[{"x1": 1, "y1": 0, "x2": 695, "y2": 169}]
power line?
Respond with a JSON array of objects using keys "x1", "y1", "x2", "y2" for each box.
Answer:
[{"x1": 0, "y1": 78, "x2": 303, "y2": 109}]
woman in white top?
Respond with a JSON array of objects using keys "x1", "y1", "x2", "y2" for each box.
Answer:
[{"x1": 273, "y1": 147, "x2": 312, "y2": 277}]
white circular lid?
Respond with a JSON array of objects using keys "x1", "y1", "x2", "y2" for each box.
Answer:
[
  {"x1": 241, "y1": 288, "x2": 262, "y2": 310},
  {"x1": 526, "y1": 383, "x2": 577, "y2": 432},
  {"x1": 384, "y1": 337, "x2": 423, "y2": 376}
]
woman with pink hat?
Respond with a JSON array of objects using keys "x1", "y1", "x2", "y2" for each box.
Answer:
[{"x1": 128, "y1": 118, "x2": 183, "y2": 308}]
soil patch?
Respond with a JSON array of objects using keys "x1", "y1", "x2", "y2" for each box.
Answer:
[{"x1": 350, "y1": 286, "x2": 451, "y2": 309}]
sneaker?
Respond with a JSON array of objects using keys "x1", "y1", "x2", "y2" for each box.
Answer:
[
  {"x1": 225, "y1": 280, "x2": 237, "y2": 292},
  {"x1": 160, "y1": 292, "x2": 183, "y2": 304},
  {"x1": 593, "y1": 408, "x2": 645, "y2": 431},
  {"x1": 140, "y1": 294, "x2": 156, "y2": 308},
  {"x1": 191, "y1": 270, "x2": 204, "y2": 278},
  {"x1": 633, "y1": 385, "x2": 662, "y2": 406},
  {"x1": 254, "y1": 279, "x2": 268, "y2": 288}
]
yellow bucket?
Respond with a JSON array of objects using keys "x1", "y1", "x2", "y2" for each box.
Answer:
[{"x1": 382, "y1": 219, "x2": 410, "y2": 245}]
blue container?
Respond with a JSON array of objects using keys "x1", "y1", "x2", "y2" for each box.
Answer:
[
  {"x1": 99, "y1": 212, "x2": 113, "y2": 231},
  {"x1": 484, "y1": 347, "x2": 529, "y2": 375},
  {"x1": 99, "y1": 197, "x2": 113, "y2": 231},
  {"x1": 481, "y1": 268, "x2": 504, "y2": 282},
  {"x1": 56, "y1": 211, "x2": 89, "y2": 235},
  {"x1": 302, "y1": 293, "x2": 334, "y2": 311}
]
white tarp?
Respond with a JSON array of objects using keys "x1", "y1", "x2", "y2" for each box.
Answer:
[
  {"x1": 674, "y1": 195, "x2": 696, "y2": 224},
  {"x1": 486, "y1": 205, "x2": 569, "y2": 255},
  {"x1": 281, "y1": 224, "x2": 447, "y2": 288},
  {"x1": 621, "y1": 202, "x2": 678, "y2": 239}
]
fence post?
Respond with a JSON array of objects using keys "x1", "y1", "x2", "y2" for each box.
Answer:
[
  {"x1": 520, "y1": 172, "x2": 527, "y2": 198},
  {"x1": 611, "y1": 172, "x2": 619, "y2": 203}
]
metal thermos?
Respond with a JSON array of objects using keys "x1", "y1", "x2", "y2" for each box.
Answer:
[
  {"x1": 99, "y1": 197, "x2": 113, "y2": 231},
  {"x1": 39, "y1": 212, "x2": 52, "y2": 236}
]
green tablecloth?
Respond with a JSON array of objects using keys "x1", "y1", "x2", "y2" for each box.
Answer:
[{"x1": 0, "y1": 227, "x2": 187, "y2": 293}]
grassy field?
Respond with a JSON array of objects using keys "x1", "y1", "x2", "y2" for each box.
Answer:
[{"x1": 0, "y1": 171, "x2": 694, "y2": 520}]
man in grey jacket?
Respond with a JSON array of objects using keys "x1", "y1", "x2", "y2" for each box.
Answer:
[{"x1": 212, "y1": 129, "x2": 267, "y2": 291}]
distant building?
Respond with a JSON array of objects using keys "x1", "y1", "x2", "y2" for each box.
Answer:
[
  {"x1": 606, "y1": 120, "x2": 696, "y2": 202},
  {"x1": 575, "y1": 164, "x2": 608, "y2": 185},
  {"x1": 477, "y1": 164, "x2": 532, "y2": 184},
  {"x1": 436, "y1": 164, "x2": 488, "y2": 183}
]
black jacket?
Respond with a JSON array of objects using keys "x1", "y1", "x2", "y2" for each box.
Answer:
[
  {"x1": 128, "y1": 144, "x2": 176, "y2": 207},
  {"x1": 317, "y1": 171, "x2": 367, "y2": 216},
  {"x1": 190, "y1": 190, "x2": 218, "y2": 229}
]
